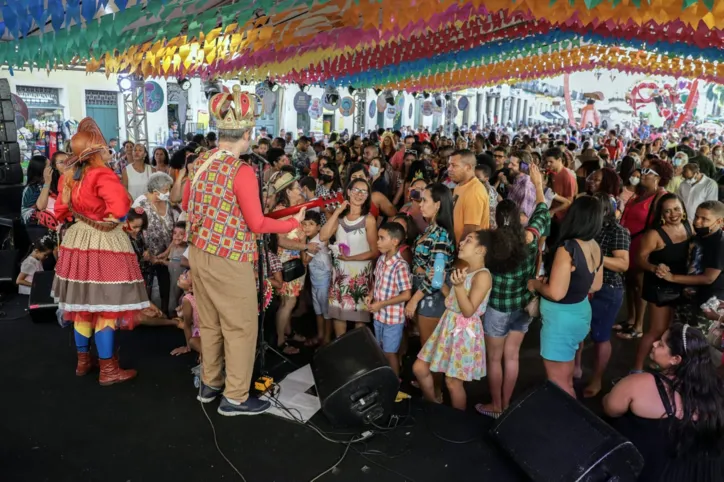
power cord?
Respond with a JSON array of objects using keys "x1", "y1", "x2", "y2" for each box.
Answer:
[
  {"x1": 422, "y1": 405, "x2": 479, "y2": 444},
  {"x1": 308, "y1": 438, "x2": 354, "y2": 482},
  {"x1": 199, "y1": 400, "x2": 248, "y2": 482}
]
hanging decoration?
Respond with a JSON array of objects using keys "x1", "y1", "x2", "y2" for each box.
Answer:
[
  {"x1": 1, "y1": 0, "x2": 723, "y2": 91},
  {"x1": 339, "y1": 97, "x2": 355, "y2": 117}
]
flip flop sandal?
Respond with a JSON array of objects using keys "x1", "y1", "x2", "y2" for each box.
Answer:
[
  {"x1": 616, "y1": 326, "x2": 643, "y2": 339},
  {"x1": 475, "y1": 404, "x2": 502, "y2": 419},
  {"x1": 278, "y1": 342, "x2": 300, "y2": 355},
  {"x1": 286, "y1": 332, "x2": 307, "y2": 343},
  {"x1": 612, "y1": 322, "x2": 634, "y2": 332}
]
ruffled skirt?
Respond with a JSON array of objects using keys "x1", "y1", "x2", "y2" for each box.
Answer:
[{"x1": 52, "y1": 221, "x2": 150, "y2": 329}]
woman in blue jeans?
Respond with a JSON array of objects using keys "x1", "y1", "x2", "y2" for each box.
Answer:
[
  {"x1": 581, "y1": 193, "x2": 630, "y2": 398},
  {"x1": 528, "y1": 196, "x2": 604, "y2": 397}
]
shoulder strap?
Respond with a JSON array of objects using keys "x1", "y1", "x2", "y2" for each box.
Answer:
[
  {"x1": 683, "y1": 221, "x2": 693, "y2": 237},
  {"x1": 656, "y1": 227, "x2": 673, "y2": 246},
  {"x1": 191, "y1": 150, "x2": 226, "y2": 186},
  {"x1": 651, "y1": 372, "x2": 676, "y2": 418}
]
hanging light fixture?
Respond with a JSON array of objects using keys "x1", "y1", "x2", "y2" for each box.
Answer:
[
  {"x1": 177, "y1": 78, "x2": 191, "y2": 91},
  {"x1": 348, "y1": 86, "x2": 356, "y2": 95},
  {"x1": 384, "y1": 90, "x2": 395, "y2": 106}
]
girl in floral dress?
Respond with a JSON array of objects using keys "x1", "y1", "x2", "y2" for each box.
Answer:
[
  {"x1": 413, "y1": 230, "x2": 494, "y2": 411},
  {"x1": 320, "y1": 178, "x2": 379, "y2": 337}
]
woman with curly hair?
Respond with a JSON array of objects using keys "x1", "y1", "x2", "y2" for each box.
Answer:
[
  {"x1": 53, "y1": 118, "x2": 150, "y2": 385},
  {"x1": 618, "y1": 160, "x2": 673, "y2": 340},
  {"x1": 604, "y1": 323, "x2": 724, "y2": 481},
  {"x1": 477, "y1": 164, "x2": 549, "y2": 418}
]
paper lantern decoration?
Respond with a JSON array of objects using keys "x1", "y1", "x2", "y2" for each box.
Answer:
[{"x1": 339, "y1": 97, "x2": 355, "y2": 117}]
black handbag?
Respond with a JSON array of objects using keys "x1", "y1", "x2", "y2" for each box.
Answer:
[
  {"x1": 282, "y1": 258, "x2": 305, "y2": 283},
  {"x1": 654, "y1": 284, "x2": 681, "y2": 305}
]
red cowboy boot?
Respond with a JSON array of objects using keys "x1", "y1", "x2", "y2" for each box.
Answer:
[
  {"x1": 75, "y1": 351, "x2": 98, "y2": 376},
  {"x1": 98, "y1": 358, "x2": 137, "y2": 386}
]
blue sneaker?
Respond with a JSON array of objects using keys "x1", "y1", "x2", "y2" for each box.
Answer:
[
  {"x1": 197, "y1": 383, "x2": 223, "y2": 403},
  {"x1": 217, "y1": 396, "x2": 271, "y2": 417}
]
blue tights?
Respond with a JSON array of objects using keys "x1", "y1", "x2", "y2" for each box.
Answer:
[{"x1": 74, "y1": 328, "x2": 115, "y2": 359}]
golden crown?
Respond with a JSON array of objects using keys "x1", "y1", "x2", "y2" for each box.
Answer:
[{"x1": 209, "y1": 84, "x2": 257, "y2": 130}]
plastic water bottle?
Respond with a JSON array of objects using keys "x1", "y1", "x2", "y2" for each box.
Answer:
[{"x1": 432, "y1": 253, "x2": 446, "y2": 289}]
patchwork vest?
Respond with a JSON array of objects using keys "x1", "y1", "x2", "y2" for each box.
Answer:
[{"x1": 187, "y1": 148, "x2": 257, "y2": 262}]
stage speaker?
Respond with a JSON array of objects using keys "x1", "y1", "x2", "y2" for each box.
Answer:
[
  {"x1": 0, "y1": 122, "x2": 17, "y2": 143},
  {"x1": 0, "y1": 142, "x2": 21, "y2": 164},
  {"x1": 0, "y1": 163, "x2": 22, "y2": 185},
  {"x1": 29, "y1": 271, "x2": 58, "y2": 323},
  {"x1": 0, "y1": 79, "x2": 10, "y2": 100},
  {"x1": 490, "y1": 382, "x2": 644, "y2": 482},
  {"x1": 311, "y1": 327, "x2": 399, "y2": 427},
  {"x1": 0, "y1": 187, "x2": 22, "y2": 215},
  {"x1": 1, "y1": 99, "x2": 14, "y2": 122},
  {"x1": 0, "y1": 249, "x2": 19, "y2": 293}
]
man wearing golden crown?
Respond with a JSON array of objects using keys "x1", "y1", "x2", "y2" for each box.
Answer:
[{"x1": 182, "y1": 85, "x2": 306, "y2": 416}]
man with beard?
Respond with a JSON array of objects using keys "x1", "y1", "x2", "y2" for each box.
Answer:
[
  {"x1": 506, "y1": 150, "x2": 537, "y2": 221},
  {"x1": 492, "y1": 146, "x2": 510, "y2": 197}
]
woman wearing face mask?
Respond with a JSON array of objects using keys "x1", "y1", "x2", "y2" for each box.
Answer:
[
  {"x1": 134, "y1": 173, "x2": 178, "y2": 317},
  {"x1": 369, "y1": 157, "x2": 391, "y2": 198},
  {"x1": 633, "y1": 193, "x2": 692, "y2": 372},
  {"x1": 123, "y1": 143, "x2": 154, "y2": 202},
  {"x1": 618, "y1": 156, "x2": 639, "y2": 211},
  {"x1": 668, "y1": 152, "x2": 689, "y2": 194},
  {"x1": 400, "y1": 177, "x2": 429, "y2": 233},
  {"x1": 345, "y1": 163, "x2": 397, "y2": 219},
  {"x1": 618, "y1": 161, "x2": 672, "y2": 340},
  {"x1": 315, "y1": 161, "x2": 342, "y2": 197}
]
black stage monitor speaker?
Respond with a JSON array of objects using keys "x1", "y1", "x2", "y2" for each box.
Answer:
[
  {"x1": 311, "y1": 327, "x2": 399, "y2": 427},
  {"x1": 0, "y1": 79, "x2": 10, "y2": 100},
  {"x1": 29, "y1": 271, "x2": 58, "y2": 323},
  {"x1": 0, "y1": 142, "x2": 21, "y2": 164},
  {"x1": 1, "y1": 99, "x2": 14, "y2": 122},
  {"x1": 490, "y1": 381, "x2": 644, "y2": 482},
  {"x1": 0, "y1": 249, "x2": 19, "y2": 288},
  {"x1": 0, "y1": 163, "x2": 22, "y2": 185},
  {"x1": 0, "y1": 121, "x2": 17, "y2": 143}
]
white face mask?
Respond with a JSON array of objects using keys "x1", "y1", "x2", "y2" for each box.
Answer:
[
  {"x1": 629, "y1": 177, "x2": 640, "y2": 186},
  {"x1": 685, "y1": 177, "x2": 697, "y2": 185},
  {"x1": 157, "y1": 192, "x2": 170, "y2": 201},
  {"x1": 369, "y1": 166, "x2": 380, "y2": 177}
]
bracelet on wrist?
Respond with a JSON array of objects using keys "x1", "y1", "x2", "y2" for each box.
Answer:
[{"x1": 42, "y1": 184, "x2": 50, "y2": 189}]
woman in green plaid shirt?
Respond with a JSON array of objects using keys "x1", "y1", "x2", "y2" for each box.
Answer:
[{"x1": 477, "y1": 164, "x2": 550, "y2": 418}]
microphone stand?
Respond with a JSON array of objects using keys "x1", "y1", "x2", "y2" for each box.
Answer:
[{"x1": 250, "y1": 152, "x2": 297, "y2": 377}]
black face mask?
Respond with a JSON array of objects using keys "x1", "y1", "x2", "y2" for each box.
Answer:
[
  {"x1": 695, "y1": 225, "x2": 719, "y2": 237},
  {"x1": 319, "y1": 174, "x2": 333, "y2": 183}
]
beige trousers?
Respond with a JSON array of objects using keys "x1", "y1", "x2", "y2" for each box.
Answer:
[{"x1": 189, "y1": 246, "x2": 258, "y2": 402}]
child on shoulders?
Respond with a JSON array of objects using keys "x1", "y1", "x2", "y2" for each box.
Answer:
[{"x1": 366, "y1": 222, "x2": 413, "y2": 376}]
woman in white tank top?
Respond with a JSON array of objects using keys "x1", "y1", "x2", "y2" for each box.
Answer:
[{"x1": 122, "y1": 144, "x2": 154, "y2": 200}]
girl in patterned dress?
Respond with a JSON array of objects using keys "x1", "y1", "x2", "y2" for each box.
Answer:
[{"x1": 413, "y1": 230, "x2": 494, "y2": 411}]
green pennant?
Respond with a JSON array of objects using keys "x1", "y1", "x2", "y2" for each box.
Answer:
[
  {"x1": 145, "y1": 0, "x2": 165, "y2": 19},
  {"x1": 584, "y1": 0, "x2": 605, "y2": 8},
  {"x1": 701, "y1": 0, "x2": 714, "y2": 9},
  {"x1": 630, "y1": 0, "x2": 641, "y2": 6},
  {"x1": 682, "y1": 0, "x2": 698, "y2": 7}
]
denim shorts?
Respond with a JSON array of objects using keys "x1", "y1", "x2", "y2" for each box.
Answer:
[
  {"x1": 374, "y1": 321, "x2": 405, "y2": 353},
  {"x1": 483, "y1": 307, "x2": 532, "y2": 338},
  {"x1": 590, "y1": 284, "x2": 624, "y2": 343},
  {"x1": 309, "y1": 268, "x2": 331, "y2": 319},
  {"x1": 412, "y1": 274, "x2": 446, "y2": 319}
]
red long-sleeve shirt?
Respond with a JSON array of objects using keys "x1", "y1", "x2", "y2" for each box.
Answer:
[
  {"x1": 55, "y1": 167, "x2": 131, "y2": 223},
  {"x1": 182, "y1": 163, "x2": 299, "y2": 234}
]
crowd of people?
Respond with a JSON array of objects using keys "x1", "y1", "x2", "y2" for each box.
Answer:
[{"x1": 15, "y1": 86, "x2": 724, "y2": 479}]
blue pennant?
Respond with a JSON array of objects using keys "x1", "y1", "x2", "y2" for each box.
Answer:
[
  {"x1": 28, "y1": 0, "x2": 48, "y2": 34},
  {"x1": 2, "y1": 3, "x2": 19, "y2": 39},
  {"x1": 81, "y1": 0, "x2": 98, "y2": 23},
  {"x1": 47, "y1": 0, "x2": 65, "y2": 31},
  {"x1": 115, "y1": 0, "x2": 129, "y2": 12},
  {"x1": 66, "y1": 0, "x2": 82, "y2": 29}
]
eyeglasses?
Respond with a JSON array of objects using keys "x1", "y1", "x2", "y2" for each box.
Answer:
[
  {"x1": 350, "y1": 187, "x2": 369, "y2": 196},
  {"x1": 641, "y1": 168, "x2": 659, "y2": 177}
]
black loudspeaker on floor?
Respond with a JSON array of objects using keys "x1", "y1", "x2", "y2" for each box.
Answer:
[{"x1": 490, "y1": 381, "x2": 644, "y2": 482}]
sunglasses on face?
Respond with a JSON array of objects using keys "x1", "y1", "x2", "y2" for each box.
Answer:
[{"x1": 641, "y1": 168, "x2": 659, "y2": 177}]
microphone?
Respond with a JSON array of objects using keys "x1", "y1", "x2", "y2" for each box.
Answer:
[{"x1": 249, "y1": 151, "x2": 269, "y2": 164}]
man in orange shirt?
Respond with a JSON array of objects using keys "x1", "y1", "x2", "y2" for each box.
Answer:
[{"x1": 448, "y1": 149, "x2": 489, "y2": 244}]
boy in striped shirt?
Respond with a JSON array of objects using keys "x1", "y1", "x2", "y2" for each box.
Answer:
[{"x1": 367, "y1": 222, "x2": 413, "y2": 376}]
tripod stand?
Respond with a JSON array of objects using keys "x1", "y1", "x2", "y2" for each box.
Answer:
[{"x1": 251, "y1": 154, "x2": 297, "y2": 376}]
